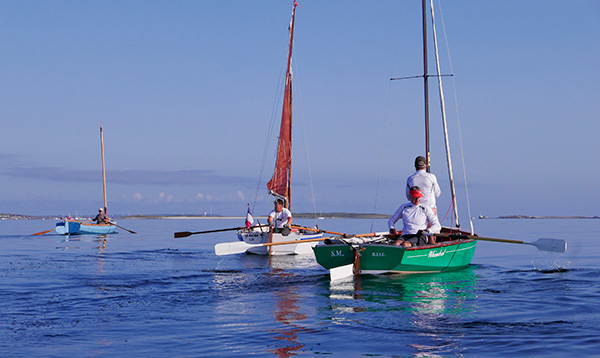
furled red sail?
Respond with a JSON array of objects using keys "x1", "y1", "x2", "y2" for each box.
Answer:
[{"x1": 267, "y1": 2, "x2": 297, "y2": 209}]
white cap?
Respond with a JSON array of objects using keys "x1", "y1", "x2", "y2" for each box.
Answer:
[{"x1": 99, "y1": 208, "x2": 104, "y2": 211}]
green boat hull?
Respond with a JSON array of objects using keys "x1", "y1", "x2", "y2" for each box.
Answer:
[{"x1": 313, "y1": 239, "x2": 477, "y2": 274}]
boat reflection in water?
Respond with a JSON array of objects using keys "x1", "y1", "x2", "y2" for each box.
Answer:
[
  {"x1": 211, "y1": 254, "x2": 316, "y2": 357},
  {"x1": 266, "y1": 268, "x2": 307, "y2": 357},
  {"x1": 264, "y1": 255, "x2": 318, "y2": 357},
  {"x1": 327, "y1": 267, "x2": 478, "y2": 356}
]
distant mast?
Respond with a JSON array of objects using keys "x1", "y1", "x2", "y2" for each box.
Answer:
[
  {"x1": 267, "y1": 0, "x2": 297, "y2": 210},
  {"x1": 100, "y1": 125, "x2": 107, "y2": 214}
]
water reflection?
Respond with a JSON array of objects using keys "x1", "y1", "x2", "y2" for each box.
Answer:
[
  {"x1": 265, "y1": 255, "x2": 321, "y2": 357},
  {"x1": 211, "y1": 254, "x2": 315, "y2": 357},
  {"x1": 267, "y1": 268, "x2": 307, "y2": 357},
  {"x1": 55, "y1": 233, "x2": 110, "y2": 254},
  {"x1": 327, "y1": 267, "x2": 479, "y2": 357}
]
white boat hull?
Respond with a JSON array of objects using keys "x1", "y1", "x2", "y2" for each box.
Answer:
[{"x1": 237, "y1": 227, "x2": 322, "y2": 255}]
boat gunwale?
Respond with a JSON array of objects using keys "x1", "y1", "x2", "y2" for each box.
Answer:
[{"x1": 315, "y1": 238, "x2": 477, "y2": 251}]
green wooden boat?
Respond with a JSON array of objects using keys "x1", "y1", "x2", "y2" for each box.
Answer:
[
  {"x1": 313, "y1": 228, "x2": 477, "y2": 279},
  {"x1": 313, "y1": 1, "x2": 481, "y2": 279}
]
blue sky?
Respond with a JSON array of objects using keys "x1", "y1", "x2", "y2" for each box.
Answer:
[{"x1": 1, "y1": 1, "x2": 599, "y2": 223}]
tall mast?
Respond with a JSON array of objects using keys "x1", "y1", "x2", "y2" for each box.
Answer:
[
  {"x1": 422, "y1": 0, "x2": 430, "y2": 172},
  {"x1": 267, "y1": 0, "x2": 297, "y2": 210},
  {"x1": 429, "y1": 0, "x2": 460, "y2": 227},
  {"x1": 100, "y1": 125, "x2": 107, "y2": 214}
]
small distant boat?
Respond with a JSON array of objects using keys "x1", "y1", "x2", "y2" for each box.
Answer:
[
  {"x1": 313, "y1": 0, "x2": 477, "y2": 279},
  {"x1": 224, "y1": 1, "x2": 322, "y2": 255},
  {"x1": 55, "y1": 126, "x2": 116, "y2": 235},
  {"x1": 55, "y1": 220, "x2": 115, "y2": 235}
]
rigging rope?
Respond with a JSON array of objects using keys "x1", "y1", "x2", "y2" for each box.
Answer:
[
  {"x1": 430, "y1": 0, "x2": 460, "y2": 228},
  {"x1": 370, "y1": 0, "x2": 408, "y2": 233},
  {"x1": 251, "y1": 68, "x2": 284, "y2": 214},
  {"x1": 437, "y1": 0, "x2": 475, "y2": 234},
  {"x1": 293, "y1": 57, "x2": 320, "y2": 228}
]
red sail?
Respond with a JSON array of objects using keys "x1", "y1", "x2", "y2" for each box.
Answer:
[{"x1": 267, "y1": 2, "x2": 297, "y2": 209}]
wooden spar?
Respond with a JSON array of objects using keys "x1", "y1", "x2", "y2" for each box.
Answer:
[
  {"x1": 429, "y1": 0, "x2": 460, "y2": 227},
  {"x1": 267, "y1": 1, "x2": 296, "y2": 210},
  {"x1": 422, "y1": 0, "x2": 430, "y2": 171},
  {"x1": 100, "y1": 125, "x2": 107, "y2": 214}
]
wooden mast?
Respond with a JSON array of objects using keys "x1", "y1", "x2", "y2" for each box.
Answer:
[
  {"x1": 422, "y1": 0, "x2": 430, "y2": 172},
  {"x1": 428, "y1": 0, "x2": 460, "y2": 227},
  {"x1": 267, "y1": 0, "x2": 297, "y2": 210},
  {"x1": 100, "y1": 125, "x2": 107, "y2": 214}
]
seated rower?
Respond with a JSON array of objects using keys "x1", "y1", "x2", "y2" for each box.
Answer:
[
  {"x1": 268, "y1": 198, "x2": 292, "y2": 234},
  {"x1": 92, "y1": 208, "x2": 110, "y2": 225},
  {"x1": 388, "y1": 186, "x2": 441, "y2": 247}
]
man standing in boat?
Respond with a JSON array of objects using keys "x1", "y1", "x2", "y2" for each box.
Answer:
[
  {"x1": 389, "y1": 186, "x2": 441, "y2": 247},
  {"x1": 406, "y1": 156, "x2": 441, "y2": 216},
  {"x1": 268, "y1": 199, "x2": 292, "y2": 234},
  {"x1": 92, "y1": 208, "x2": 109, "y2": 224}
]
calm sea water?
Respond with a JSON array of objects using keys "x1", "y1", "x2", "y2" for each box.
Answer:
[{"x1": 1, "y1": 218, "x2": 599, "y2": 357}]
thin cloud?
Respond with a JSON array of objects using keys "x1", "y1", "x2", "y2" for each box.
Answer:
[{"x1": 0, "y1": 166, "x2": 253, "y2": 186}]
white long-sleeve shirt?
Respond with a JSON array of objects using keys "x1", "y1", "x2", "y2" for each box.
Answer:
[
  {"x1": 406, "y1": 169, "x2": 441, "y2": 209},
  {"x1": 269, "y1": 208, "x2": 292, "y2": 228},
  {"x1": 388, "y1": 202, "x2": 441, "y2": 235}
]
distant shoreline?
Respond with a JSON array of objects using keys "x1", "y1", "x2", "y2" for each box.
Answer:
[
  {"x1": 479, "y1": 215, "x2": 600, "y2": 220},
  {"x1": 2, "y1": 212, "x2": 599, "y2": 220}
]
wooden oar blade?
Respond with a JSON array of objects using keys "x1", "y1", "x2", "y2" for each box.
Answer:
[
  {"x1": 174, "y1": 231, "x2": 192, "y2": 238},
  {"x1": 214, "y1": 241, "x2": 256, "y2": 256},
  {"x1": 532, "y1": 238, "x2": 567, "y2": 253},
  {"x1": 113, "y1": 223, "x2": 136, "y2": 234},
  {"x1": 32, "y1": 229, "x2": 54, "y2": 236}
]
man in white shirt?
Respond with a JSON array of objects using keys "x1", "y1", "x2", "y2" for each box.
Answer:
[
  {"x1": 268, "y1": 198, "x2": 292, "y2": 233},
  {"x1": 406, "y1": 156, "x2": 441, "y2": 216},
  {"x1": 389, "y1": 186, "x2": 441, "y2": 247}
]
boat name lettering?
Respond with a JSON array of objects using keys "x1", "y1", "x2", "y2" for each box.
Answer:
[
  {"x1": 428, "y1": 249, "x2": 446, "y2": 258},
  {"x1": 372, "y1": 252, "x2": 386, "y2": 257},
  {"x1": 330, "y1": 250, "x2": 345, "y2": 257}
]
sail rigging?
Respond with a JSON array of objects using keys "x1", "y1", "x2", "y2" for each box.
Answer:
[
  {"x1": 428, "y1": 0, "x2": 459, "y2": 227},
  {"x1": 267, "y1": 1, "x2": 297, "y2": 210},
  {"x1": 389, "y1": 0, "x2": 462, "y2": 228}
]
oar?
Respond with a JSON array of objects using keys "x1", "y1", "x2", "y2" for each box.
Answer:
[
  {"x1": 214, "y1": 231, "x2": 384, "y2": 256},
  {"x1": 32, "y1": 229, "x2": 54, "y2": 236},
  {"x1": 110, "y1": 222, "x2": 136, "y2": 234},
  {"x1": 215, "y1": 236, "x2": 332, "y2": 256},
  {"x1": 444, "y1": 233, "x2": 566, "y2": 253},
  {"x1": 174, "y1": 224, "x2": 269, "y2": 239},
  {"x1": 290, "y1": 225, "x2": 383, "y2": 238},
  {"x1": 290, "y1": 225, "x2": 346, "y2": 236}
]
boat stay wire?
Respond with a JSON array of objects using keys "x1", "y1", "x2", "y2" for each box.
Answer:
[
  {"x1": 369, "y1": 0, "x2": 408, "y2": 233},
  {"x1": 436, "y1": 0, "x2": 475, "y2": 234},
  {"x1": 293, "y1": 58, "x2": 320, "y2": 227},
  {"x1": 251, "y1": 68, "x2": 285, "y2": 213}
]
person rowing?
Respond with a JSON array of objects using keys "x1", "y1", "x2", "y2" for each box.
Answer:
[
  {"x1": 268, "y1": 198, "x2": 292, "y2": 234},
  {"x1": 388, "y1": 186, "x2": 441, "y2": 247}
]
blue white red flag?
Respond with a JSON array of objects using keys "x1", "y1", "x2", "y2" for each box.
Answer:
[{"x1": 245, "y1": 205, "x2": 254, "y2": 228}]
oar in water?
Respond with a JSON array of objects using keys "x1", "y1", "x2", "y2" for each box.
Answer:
[
  {"x1": 444, "y1": 233, "x2": 566, "y2": 253},
  {"x1": 109, "y1": 222, "x2": 136, "y2": 234},
  {"x1": 32, "y1": 229, "x2": 54, "y2": 236},
  {"x1": 174, "y1": 224, "x2": 269, "y2": 239}
]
